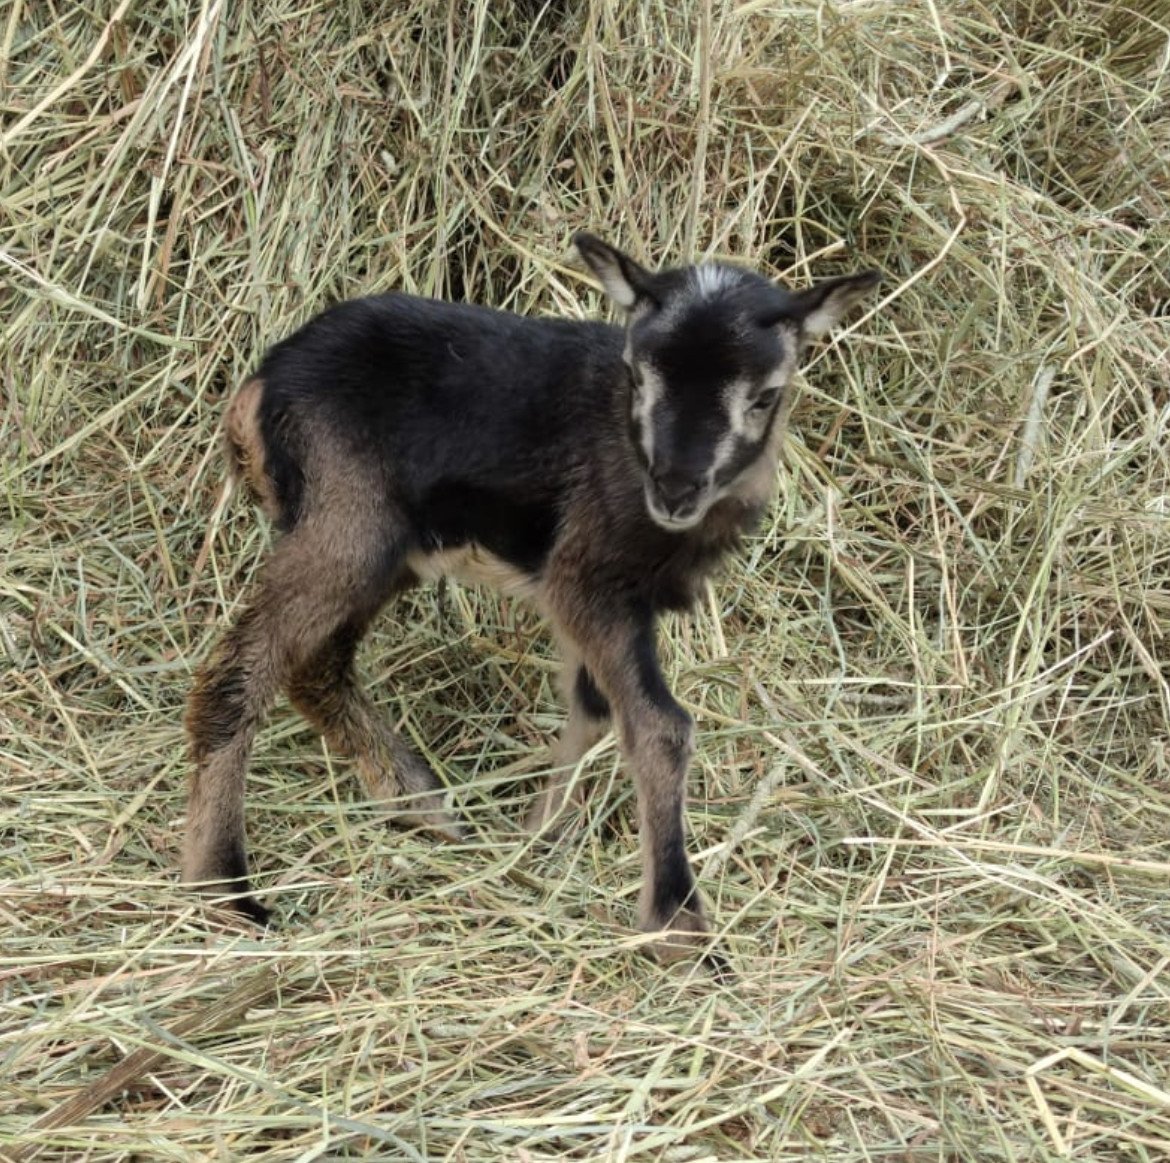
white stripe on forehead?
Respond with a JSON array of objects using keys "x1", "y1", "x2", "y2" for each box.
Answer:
[{"x1": 693, "y1": 263, "x2": 740, "y2": 299}]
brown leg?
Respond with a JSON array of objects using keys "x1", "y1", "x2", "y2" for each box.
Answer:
[
  {"x1": 182, "y1": 517, "x2": 409, "y2": 921},
  {"x1": 286, "y1": 621, "x2": 460, "y2": 838},
  {"x1": 547, "y1": 595, "x2": 707, "y2": 962},
  {"x1": 183, "y1": 597, "x2": 281, "y2": 924},
  {"x1": 524, "y1": 655, "x2": 611, "y2": 834}
]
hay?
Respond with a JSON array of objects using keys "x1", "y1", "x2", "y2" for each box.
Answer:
[{"x1": 2, "y1": 0, "x2": 1169, "y2": 1158}]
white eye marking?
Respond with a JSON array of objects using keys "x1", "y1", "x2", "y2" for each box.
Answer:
[
  {"x1": 710, "y1": 362, "x2": 795, "y2": 479},
  {"x1": 727, "y1": 378, "x2": 764, "y2": 436},
  {"x1": 628, "y1": 360, "x2": 663, "y2": 466},
  {"x1": 710, "y1": 378, "x2": 755, "y2": 477}
]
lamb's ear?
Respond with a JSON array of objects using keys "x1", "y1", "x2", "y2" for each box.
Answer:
[
  {"x1": 764, "y1": 270, "x2": 882, "y2": 337},
  {"x1": 573, "y1": 233, "x2": 660, "y2": 311}
]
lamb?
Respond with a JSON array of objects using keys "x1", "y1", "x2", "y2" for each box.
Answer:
[{"x1": 182, "y1": 233, "x2": 879, "y2": 963}]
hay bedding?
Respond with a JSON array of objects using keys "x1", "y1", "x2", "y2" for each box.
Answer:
[{"x1": 2, "y1": 0, "x2": 1168, "y2": 1158}]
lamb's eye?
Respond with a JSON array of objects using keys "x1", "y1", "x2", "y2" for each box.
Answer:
[{"x1": 749, "y1": 389, "x2": 780, "y2": 414}]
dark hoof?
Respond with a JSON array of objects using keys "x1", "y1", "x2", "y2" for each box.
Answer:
[
  {"x1": 642, "y1": 903, "x2": 713, "y2": 965},
  {"x1": 702, "y1": 948, "x2": 734, "y2": 984},
  {"x1": 229, "y1": 894, "x2": 273, "y2": 929}
]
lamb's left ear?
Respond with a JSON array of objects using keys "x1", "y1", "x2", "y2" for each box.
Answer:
[
  {"x1": 574, "y1": 233, "x2": 660, "y2": 311},
  {"x1": 766, "y1": 270, "x2": 882, "y2": 337}
]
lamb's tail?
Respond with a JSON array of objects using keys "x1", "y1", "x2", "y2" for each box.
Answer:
[{"x1": 221, "y1": 377, "x2": 285, "y2": 525}]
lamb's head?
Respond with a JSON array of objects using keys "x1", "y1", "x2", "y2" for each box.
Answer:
[{"x1": 575, "y1": 233, "x2": 880, "y2": 531}]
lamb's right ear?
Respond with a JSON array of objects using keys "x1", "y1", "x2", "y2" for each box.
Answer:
[
  {"x1": 574, "y1": 233, "x2": 659, "y2": 311},
  {"x1": 769, "y1": 270, "x2": 882, "y2": 337}
]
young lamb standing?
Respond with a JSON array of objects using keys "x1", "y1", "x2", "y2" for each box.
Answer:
[{"x1": 183, "y1": 233, "x2": 879, "y2": 962}]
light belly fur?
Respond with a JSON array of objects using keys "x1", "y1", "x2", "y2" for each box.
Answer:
[{"x1": 405, "y1": 545, "x2": 541, "y2": 598}]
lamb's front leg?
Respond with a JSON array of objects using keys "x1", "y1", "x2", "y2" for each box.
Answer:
[
  {"x1": 615, "y1": 628, "x2": 705, "y2": 955},
  {"x1": 524, "y1": 650, "x2": 612, "y2": 834},
  {"x1": 549, "y1": 600, "x2": 707, "y2": 961}
]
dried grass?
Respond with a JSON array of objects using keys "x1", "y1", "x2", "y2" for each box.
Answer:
[{"x1": 2, "y1": 0, "x2": 1169, "y2": 1159}]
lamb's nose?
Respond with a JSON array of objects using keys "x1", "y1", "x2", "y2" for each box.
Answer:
[{"x1": 650, "y1": 468, "x2": 702, "y2": 514}]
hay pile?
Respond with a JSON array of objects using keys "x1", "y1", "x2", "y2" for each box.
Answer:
[{"x1": 3, "y1": 1, "x2": 1169, "y2": 1158}]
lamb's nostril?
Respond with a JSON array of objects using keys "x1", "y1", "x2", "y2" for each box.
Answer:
[{"x1": 651, "y1": 470, "x2": 702, "y2": 511}]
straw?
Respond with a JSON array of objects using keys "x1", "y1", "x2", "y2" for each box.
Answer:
[{"x1": 3, "y1": 1, "x2": 1168, "y2": 1158}]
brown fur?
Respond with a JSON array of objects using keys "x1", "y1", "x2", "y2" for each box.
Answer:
[
  {"x1": 182, "y1": 483, "x2": 460, "y2": 912},
  {"x1": 222, "y1": 377, "x2": 280, "y2": 521}
]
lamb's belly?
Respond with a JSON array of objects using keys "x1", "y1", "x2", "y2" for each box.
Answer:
[{"x1": 406, "y1": 545, "x2": 540, "y2": 599}]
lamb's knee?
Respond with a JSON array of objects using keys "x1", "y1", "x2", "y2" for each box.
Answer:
[
  {"x1": 624, "y1": 700, "x2": 694, "y2": 773},
  {"x1": 186, "y1": 657, "x2": 251, "y2": 762}
]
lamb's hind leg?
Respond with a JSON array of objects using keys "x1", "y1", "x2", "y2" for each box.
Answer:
[
  {"x1": 286, "y1": 620, "x2": 461, "y2": 839},
  {"x1": 183, "y1": 596, "x2": 282, "y2": 925},
  {"x1": 182, "y1": 517, "x2": 437, "y2": 921}
]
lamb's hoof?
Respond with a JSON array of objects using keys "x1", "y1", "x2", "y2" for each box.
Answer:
[
  {"x1": 188, "y1": 883, "x2": 273, "y2": 929},
  {"x1": 522, "y1": 789, "x2": 572, "y2": 838},
  {"x1": 393, "y1": 785, "x2": 465, "y2": 842},
  {"x1": 642, "y1": 904, "x2": 726, "y2": 976},
  {"x1": 388, "y1": 753, "x2": 465, "y2": 841},
  {"x1": 230, "y1": 894, "x2": 273, "y2": 929}
]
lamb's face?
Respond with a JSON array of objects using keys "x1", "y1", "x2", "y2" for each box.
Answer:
[
  {"x1": 622, "y1": 267, "x2": 799, "y2": 531},
  {"x1": 573, "y1": 232, "x2": 881, "y2": 532}
]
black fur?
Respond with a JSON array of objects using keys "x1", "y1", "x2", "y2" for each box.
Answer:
[
  {"x1": 256, "y1": 297, "x2": 617, "y2": 573},
  {"x1": 652, "y1": 827, "x2": 700, "y2": 920},
  {"x1": 251, "y1": 291, "x2": 772, "y2": 605},
  {"x1": 575, "y1": 667, "x2": 611, "y2": 721}
]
